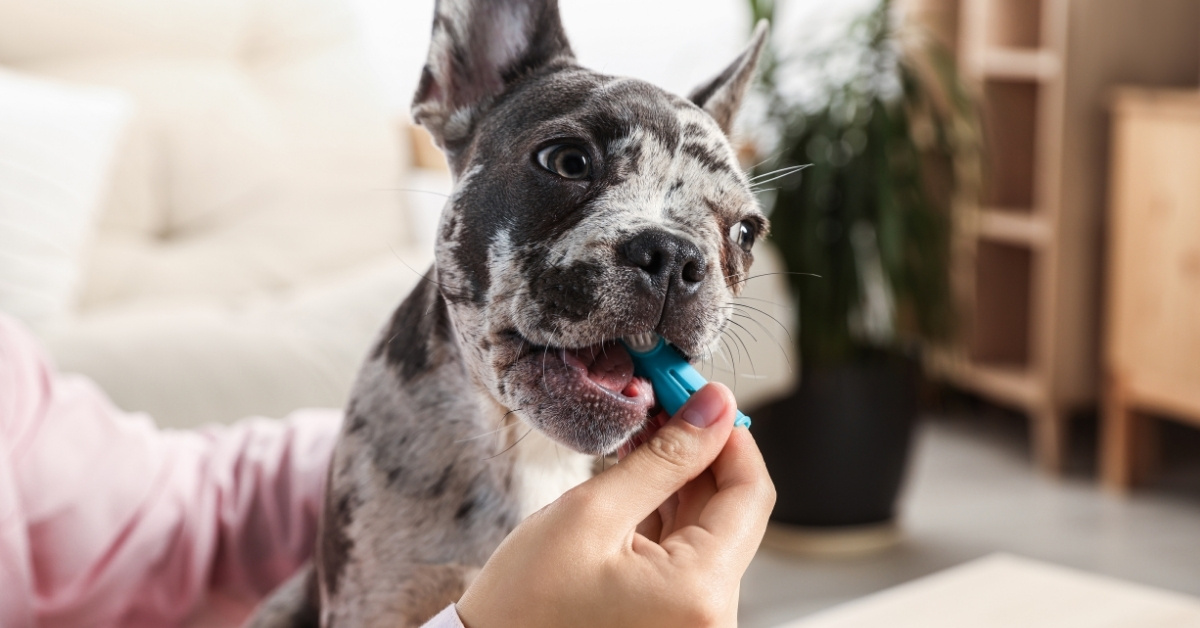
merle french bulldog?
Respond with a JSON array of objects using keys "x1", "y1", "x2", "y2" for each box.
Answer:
[{"x1": 247, "y1": 0, "x2": 767, "y2": 625}]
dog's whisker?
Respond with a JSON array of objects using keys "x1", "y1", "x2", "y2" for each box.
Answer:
[
  {"x1": 748, "y1": 164, "x2": 810, "y2": 186},
  {"x1": 723, "y1": 327, "x2": 757, "y2": 377},
  {"x1": 724, "y1": 317, "x2": 759, "y2": 344},
  {"x1": 495, "y1": 406, "x2": 523, "y2": 427},
  {"x1": 387, "y1": 246, "x2": 475, "y2": 304},
  {"x1": 377, "y1": 187, "x2": 452, "y2": 199},
  {"x1": 733, "y1": 294, "x2": 788, "y2": 308},
  {"x1": 731, "y1": 311, "x2": 793, "y2": 371},
  {"x1": 726, "y1": 270, "x2": 822, "y2": 288},
  {"x1": 730, "y1": 302, "x2": 793, "y2": 341},
  {"x1": 457, "y1": 420, "x2": 523, "y2": 443},
  {"x1": 700, "y1": 357, "x2": 769, "y2": 379},
  {"x1": 485, "y1": 427, "x2": 534, "y2": 460},
  {"x1": 745, "y1": 149, "x2": 786, "y2": 173},
  {"x1": 718, "y1": 335, "x2": 741, "y2": 394},
  {"x1": 747, "y1": 164, "x2": 806, "y2": 182}
]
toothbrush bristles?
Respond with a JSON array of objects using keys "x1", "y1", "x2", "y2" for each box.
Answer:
[{"x1": 623, "y1": 332, "x2": 659, "y2": 352}]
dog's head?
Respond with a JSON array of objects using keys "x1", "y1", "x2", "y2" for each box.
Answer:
[{"x1": 413, "y1": 0, "x2": 768, "y2": 456}]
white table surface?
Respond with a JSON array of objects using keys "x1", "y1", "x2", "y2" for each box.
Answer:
[{"x1": 777, "y1": 554, "x2": 1200, "y2": 628}]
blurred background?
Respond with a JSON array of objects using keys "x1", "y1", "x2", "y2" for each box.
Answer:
[{"x1": 1, "y1": 0, "x2": 1198, "y2": 626}]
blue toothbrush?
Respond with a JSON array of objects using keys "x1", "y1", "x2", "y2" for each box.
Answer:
[{"x1": 621, "y1": 333, "x2": 752, "y2": 428}]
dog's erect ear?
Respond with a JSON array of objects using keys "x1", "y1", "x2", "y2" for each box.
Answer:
[
  {"x1": 412, "y1": 0, "x2": 573, "y2": 149},
  {"x1": 688, "y1": 20, "x2": 768, "y2": 136}
]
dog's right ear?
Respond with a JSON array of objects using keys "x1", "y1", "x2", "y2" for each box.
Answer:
[{"x1": 412, "y1": 0, "x2": 573, "y2": 151}]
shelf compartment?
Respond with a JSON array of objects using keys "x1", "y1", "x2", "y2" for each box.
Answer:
[
  {"x1": 970, "y1": 241, "x2": 1033, "y2": 367},
  {"x1": 975, "y1": 208, "x2": 1050, "y2": 246},
  {"x1": 975, "y1": 48, "x2": 1059, "y2": 81},
  {"x1": 927, "y1": 349, "x2": 1044, "y2": 409},
  {"x1": 980, "y1": 79, "x2": 1040, "y2": 210},
  {"x1": 982, "y1": 0, "x2": 1042, "y2": 50}
]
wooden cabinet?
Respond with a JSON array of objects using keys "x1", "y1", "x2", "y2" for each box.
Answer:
[
  {"x1": 1102, "y1": 89, "x2": 1200, "y2": 492},
  {"x1": 920, "y1": 0, "x2": 1199, "y2": 472}
]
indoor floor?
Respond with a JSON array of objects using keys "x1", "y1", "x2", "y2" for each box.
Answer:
[{"x1": 739, "y1": 407, "x2": 1200, "y2": 628}]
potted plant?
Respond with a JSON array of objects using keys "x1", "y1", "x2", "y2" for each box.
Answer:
[{"x1": 745, "y1": 0, "x2": 975, "y2": 550}]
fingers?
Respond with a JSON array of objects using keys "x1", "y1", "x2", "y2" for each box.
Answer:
[
  {"x1": 688, "y1": 426, "x2": 775, "y2": 571},
  {"x1": 584, "y1": 383, "x2": 737, "y2": 537},
  {"x1": 636, "y1": 509, "x2": 664, "y2": 542},
  {"x1": 672, "y1": 469, "x2": 717, "y2": 534}
]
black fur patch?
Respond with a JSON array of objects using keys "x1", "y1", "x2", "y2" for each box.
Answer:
[
  {"x1": 682, "y1": 142, "x2": 736, "y2": 177},
  {"x1": 321, "y1": 487, "x2": 359, "y2": 598},
  {"x1": 294, "y1": 569, "x2": 321, "y2": 628},
  {"x1": 346, "y1": 413, "x2": 367, "y2": 435},
  {"x1": 528, "y1": 261, "x2": 603, "y2": 322},
  {"x1": 427, "y1": 464, "x2": 454, "y2": 498},
  {"x1": 455, "y1": 495, "x2": 481, "y2": 522},
  {"x1": 387, "y1": 465, "x2": 406, "y2": 486},
  {"x1": 373, "y1": 274, "x2": 452, "y2": 379}
]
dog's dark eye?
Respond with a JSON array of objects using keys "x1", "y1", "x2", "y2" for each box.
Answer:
[
  {"x1": 729, "y1": 220, "x2": 756, "y2": 253},
  {"x1": 536, "y1": 145, "x2": 591, "y2": 179}
]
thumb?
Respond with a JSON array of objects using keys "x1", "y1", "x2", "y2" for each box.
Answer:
[{"x1": 585, "y1": 383, "x2": 737, "y2": 536}]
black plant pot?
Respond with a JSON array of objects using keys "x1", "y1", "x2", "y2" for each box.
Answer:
[{"x1": 753, "y1": 354, "x2": 918, "y2": 527}]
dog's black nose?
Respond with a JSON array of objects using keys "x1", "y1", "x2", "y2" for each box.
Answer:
[{"x1": 622, "y1": 228, "x2": 707, "y2": 299}]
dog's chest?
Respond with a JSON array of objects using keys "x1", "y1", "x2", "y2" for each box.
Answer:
[{"x1": 510, "y1": 428, "x2": 595, "y2": 519}]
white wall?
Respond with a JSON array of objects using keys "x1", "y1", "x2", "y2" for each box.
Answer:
[{"x1": 345, "y1": 0, "x2": 753, "y2": 114}]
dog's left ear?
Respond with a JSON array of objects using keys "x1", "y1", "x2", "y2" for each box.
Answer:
[
  {"x1": 688, "y1": 20, "x2": 769, "y2": 136},
  {"x1": 413, "y1": 0, "x2": 574, "y2": 151}
]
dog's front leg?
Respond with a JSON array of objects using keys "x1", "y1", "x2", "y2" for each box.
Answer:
[{"x1": 322, "y1": 563, "x2": 479, "y2": 628}]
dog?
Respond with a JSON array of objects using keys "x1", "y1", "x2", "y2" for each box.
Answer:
[{"x1": 247, "y1": 0, "x2": 767, "y2": 625}]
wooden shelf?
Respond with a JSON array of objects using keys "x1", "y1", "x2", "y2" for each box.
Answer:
[
  {"x1": 975, "y1": 208, "x2": 1051, "y2": 246},
  {"x1": 974, "y1": 48, "x2": 1059, "y2": 81},
  {"x1": 913, "y1": 0, "x2": 1199, "y2": 475},
  {"x1": 927, "y1": 350, "x2": 1044, "y2": 409}
]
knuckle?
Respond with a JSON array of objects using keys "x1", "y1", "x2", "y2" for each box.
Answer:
[
  {"x1": 553, "y1": 484, "x2": 600, "y2": 520},
  {"x1": 645, "y1": 428, "x2": 695, "y2": 470},
  {"x1": 762, "y1": 475, "x2": 778, "y2": 509},
  {"x1": 678, "y1": 597, "x2": 723, "y2": 628}
]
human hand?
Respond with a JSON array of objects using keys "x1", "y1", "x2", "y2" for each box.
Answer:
[{"x1": 456, "y1": 383, "x2": 776, "y2": 628}]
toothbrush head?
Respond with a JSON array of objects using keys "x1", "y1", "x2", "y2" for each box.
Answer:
[{"x1": 622, "y1": 332, "x2": 661, "y2": 354}]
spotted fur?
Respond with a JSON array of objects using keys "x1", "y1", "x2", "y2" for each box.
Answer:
[{"x1": 245, "y1": 2, "x2": 767, "y2": 626}]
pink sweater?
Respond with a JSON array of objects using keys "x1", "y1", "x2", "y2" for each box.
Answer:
[{"x1": 0, "y1": 314, "x2": 463, "y2": 627}]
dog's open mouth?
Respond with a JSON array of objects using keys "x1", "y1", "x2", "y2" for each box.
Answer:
[
  {"x1": 509, "y1": 335, "x2": 667, "y2": 456},
  {"x1": 562, "y1": 342, "x2": 672, "y2": 459},
  {"x1": 561, "y1": 341, "x2": 650, "y2": 403}
]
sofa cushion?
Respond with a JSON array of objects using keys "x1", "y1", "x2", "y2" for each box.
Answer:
[
  {"x1": 0, "y1": 69, "x2": 134, "y2": 327},
  {"x1": 0, "y1": 0, "x2": 409, "y2": 309}
]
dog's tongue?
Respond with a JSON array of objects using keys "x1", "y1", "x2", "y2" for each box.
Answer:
[{"x1": 564, "y1": 341, "x2": 636, "y2": 394}]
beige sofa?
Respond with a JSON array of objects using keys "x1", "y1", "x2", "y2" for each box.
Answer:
[{"x1": 0, "y1": 0, "x2": 794, "y2": 429}]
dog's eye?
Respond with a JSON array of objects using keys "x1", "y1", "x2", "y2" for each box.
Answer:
[
  {"x1": 728, "y1": 220, "x2": 756, "y2": 253},
  {"x1": 536, "y1": 145, "x2": 591, "y2": 179}
]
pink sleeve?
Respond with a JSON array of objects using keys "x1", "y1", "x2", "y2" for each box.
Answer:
[
  {"x1": 0, "y1": 313, "x2": 341, "y2": 627},
  {"x1": 421, "y1": 605, "x2": 467, "y2": 628}
]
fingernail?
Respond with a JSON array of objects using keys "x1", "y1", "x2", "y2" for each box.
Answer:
[{"x1": 681, "y1": 386, "x2": 724, "y2": 428}]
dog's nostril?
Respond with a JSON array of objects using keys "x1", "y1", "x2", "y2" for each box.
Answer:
[
  {"x1": 645, "y1": 252, "x2": 664, "y2": 275},
  {"x1": 681, "y1": 259, "x2": 705, "y2": 283},
  {"x1": 623, "y1": 230, "x2": 676, "y2": 278}
]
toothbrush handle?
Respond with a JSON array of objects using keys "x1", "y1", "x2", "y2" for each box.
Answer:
[{"x1": 631, "y1": 343, "x2": 752, "y2": 428}]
